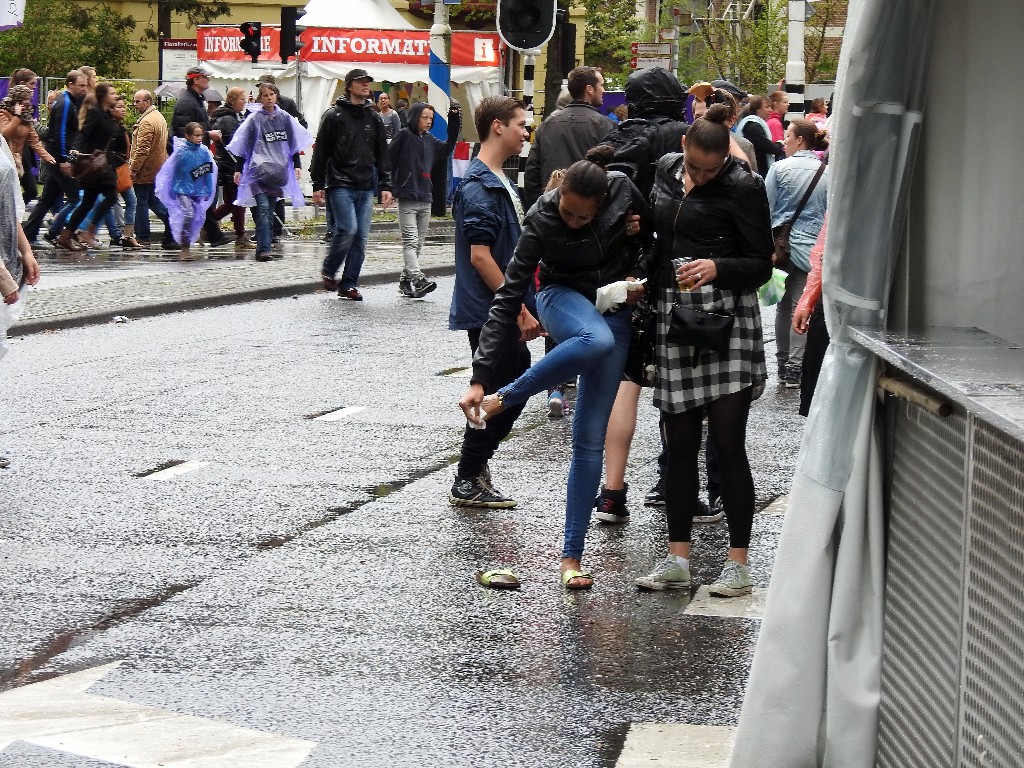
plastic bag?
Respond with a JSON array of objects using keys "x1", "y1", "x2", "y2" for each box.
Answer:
[
  {"x1": 758, "y1": 268, "x2": 788, "y2": 306},
  {"x1": 595, "y1": 278, "x2": 646, "y2": 314}
]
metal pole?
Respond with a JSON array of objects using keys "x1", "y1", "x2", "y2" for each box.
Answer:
[
  {"x1": 671, "y1": 6, "x2": 680, "y2": 74},
  {"x1": 519, "y1": 50, "x2": 539, "y2": 190},
  {"x1": 428, "y1": 1, "x2": 453, "y2": 142},
  {"x1": 785, "y1": 0, "x2": 806, "y2": 121}
]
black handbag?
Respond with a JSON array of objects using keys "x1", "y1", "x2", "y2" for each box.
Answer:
[
  {"x1": 667, "y1": 303, "x2": 734, "y2": 352},
  {"x1": 624, "y1": 299, "x2": 657, "y2": 387}
]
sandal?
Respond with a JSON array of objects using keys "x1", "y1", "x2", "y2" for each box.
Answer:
[
  {"x1": 475, "y1": 568, "x2": 521, "y2": 590},
  {"x1": 561, "y1": 569, "x2": 594, "y2": 590}
]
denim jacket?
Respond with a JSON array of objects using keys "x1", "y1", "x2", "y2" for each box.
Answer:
[
  {"x1": 765, "y1": 150, "x2": 828, "y2": 272},
  {"x1": 449, "y1": 158, "x2": 525, "y2": 331}
]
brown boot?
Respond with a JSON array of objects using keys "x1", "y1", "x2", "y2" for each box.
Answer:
[
  {"x1": 77, "y1": 225, "x2": 101, "y2": 249},
  {"x1": 121, "y1": 223, "x2": 143, "y2": 250},
  {"x1": 56, "y1": 228, "x2": 84, "y2": 251},
  {"x1": 179, "y1": 246, "x2": 194, "y2": 261}
]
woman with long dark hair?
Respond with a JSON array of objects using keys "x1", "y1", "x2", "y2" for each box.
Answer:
[
  {"x1": 634, "y1": 104, "x2": 773, "y2": 596},
  {"x1": 459, "y1": 144, "x2": 651, "y2": 590},
  {"x1": 56, "y1": 82, "x2": 119, "y2": 250}
]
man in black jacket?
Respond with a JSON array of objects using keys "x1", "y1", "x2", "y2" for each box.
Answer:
[
  {"x1": 170, "y1": 67, "x2": 230, "y2": 247},
  {"x1": 22, "y1": 70, "x2": 87, "y2": 246},
  {"x1": 523, "y1": 66, "x2": 609, "y2": 208},
  {"x1": 310, "y1": 68, "x2": 393, "y2": 301}
]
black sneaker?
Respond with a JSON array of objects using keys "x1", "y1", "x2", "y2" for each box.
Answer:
[
  {"x1": 399, "y1": 276, "x2": 413, "y2": 297},
  {"x1": 0, "y1": 456, "x2": 9, "y2": 469},
  {"x1": 161, "y1": 239, "x2": 180, "y2": 250},
  {"x1": 449, "y1": 475, "x2": 518, "y2": 509},
  {"x1": 693, "y1": 497, "x2": 725, "y2": 524},
  {"x1": 409, "y1": 275, "x2": 437, "y2": 298},
  {"x1": 594, "y1": 484, "x2": 630, "y2": 524},
  {"x1": 644, "y1": 479, "x2": 666, "y2": 507}
]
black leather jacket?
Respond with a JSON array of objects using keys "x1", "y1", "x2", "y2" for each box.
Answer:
[
  {"x1": 310, "y1": 97, "x2": 392, "y2": 192},
  {"x1": 640, "y1": 153, "x2": 773, "y2": 291},
  {"x1": 471, "y1": 171, "x2": 652, "y2": 390}
]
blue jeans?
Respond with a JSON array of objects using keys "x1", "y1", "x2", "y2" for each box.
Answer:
[
  {"x1": 323, "y1": 187, "x2": 372, "y2": 291},
  {"x1": 499, "y1": 284, "x2": 632, "y2": 560},
  {"x1": 254, "y1": 193, "x2": 278, "y2": 254},
  {"x1": 134, "y1": 183, "x2": 170, "y2": 242}
]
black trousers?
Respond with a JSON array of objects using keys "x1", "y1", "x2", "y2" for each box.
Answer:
[
  {"x1": 799, "y1": 304, "x2": 829, "y2": 417},
  {"x1": 456, "y1": 326, "x2": 531, "y2": 480},
  {"x1": 23, "y1": 168, "x2": 78, "y2": 241},
  {"x1": 663, "y1": 387, "x2": 755, "y2": 549}
]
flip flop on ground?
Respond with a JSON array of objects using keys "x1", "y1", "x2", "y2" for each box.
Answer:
[
  {"x1": 561, "y1": 569, "x2": 594, "y2": 590},
  {"x1": 475, "y1": 569, "x2": 521, "y2": 590}
]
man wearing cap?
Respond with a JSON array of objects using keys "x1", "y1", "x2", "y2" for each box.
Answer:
[
  {"x1": 311, "y1": 68, "x2": 393, "y2": 301},
  {"x1": 169, "y1": 66, "x2": 230, "y2": 248}
]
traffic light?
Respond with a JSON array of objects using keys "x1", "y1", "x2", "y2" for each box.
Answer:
[
  {"x1": 280, "y1": 7, "x2": 306, "y2": 63},
  {"x1": 497, "y1": 0, "x2": 557, "y2": 52},
  {"x1": 239, "y1": 21, "x2": 262, "y2": 63}
]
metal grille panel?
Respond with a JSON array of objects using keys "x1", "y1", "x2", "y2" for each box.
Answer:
[
  {"x1": 877, "y1": 401, "x2": 968, "y2": 768},
  {"x1": 959, "y1": 421, "x2": 1024, "y2": 768}
]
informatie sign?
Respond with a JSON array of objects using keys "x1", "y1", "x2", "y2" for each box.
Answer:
[
  {"x1": 198, "y1": 26, "x2": 501, "y2": 68},
  {"x1": 630, "y1": 56, "x2": 672, "y2": 70},
  {"x1": 630, "y1": 42, "x2": 671, "y2": 56},
  {"x1": 161, "y1": 39, "x2": 198, "y2": 81}
]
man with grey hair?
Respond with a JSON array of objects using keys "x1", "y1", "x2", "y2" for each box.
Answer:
[
  {"x1": 522, "y1": 65, "x2": 608, "y2": 207},
  {"x1": 129, "y1": 89, "x2": 173, "y2": 248}
]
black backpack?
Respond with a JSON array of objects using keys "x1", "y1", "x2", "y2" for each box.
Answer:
[{"x1": 600, "y1": 115, "x2": 686, "y2": 198}]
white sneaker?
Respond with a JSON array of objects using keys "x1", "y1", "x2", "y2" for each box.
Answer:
[
  {"x1": 708, "y1": 560, "x2": 752, "y2": 597},
  {"x1": 635, "y1": 557, "x2": 690, "y2": 590}
]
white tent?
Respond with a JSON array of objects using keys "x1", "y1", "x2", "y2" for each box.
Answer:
[{"x1": 300, "y1": 0, "x2": 413, "y2": 30}]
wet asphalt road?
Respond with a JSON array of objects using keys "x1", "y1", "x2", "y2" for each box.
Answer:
[{"x1": 0, "y1": 277, "x2": 803, "y2": 766}]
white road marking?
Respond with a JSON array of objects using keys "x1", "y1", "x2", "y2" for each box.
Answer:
[
  {"x1": 616, "y1": 723, "x2": 735, "y2": 767},
  {"x1": 311, "y1": 406, "x2": 366, "y2": 422},
  {"x1": 143, "y1": 460, "x2": 209, "y2": 480},
  {"x1": 686, "y1": 586, "x2": 766, "y2": 620},
  {"x1": 761, "y1": 494, "x2": 789, "y2": 516},
  {"x1": 0, "y1": 662, "x2": 316, "y2": 767}
]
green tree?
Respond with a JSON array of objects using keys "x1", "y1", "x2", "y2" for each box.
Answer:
[
  {"x1": 695, "y1": 0, "x2": 787, "y2": 92},
  {"x1": 0, "y1": 0, "x2": 144, "y2": 78},
  {"x1": 577, "y1": 0, "x2": 646, "y2": 89},
  {"x1": 805, "y1": 0, "x2": 844, "y2": 82}
]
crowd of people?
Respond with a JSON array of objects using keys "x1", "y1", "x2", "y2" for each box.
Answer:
[
  {"x1": 451, "y1": 66, "x2": 829, "y2": 597},
  {"x1": 2, "y1": 62, "x2": 831, "y2": 595}
]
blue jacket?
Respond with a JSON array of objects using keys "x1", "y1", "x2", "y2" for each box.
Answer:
[
  {"x1": 171, "y1": 141, "x2": 216, "y2": 198},
  {"x1": 765, "y1": 150, "x2": 828, "y2": 272},
  {"x1": 449, "y1": 158, "x2": 525, "y2": 331},
  {"x1": 387, "y1": 102, "x2": 462, "y2": 202}
]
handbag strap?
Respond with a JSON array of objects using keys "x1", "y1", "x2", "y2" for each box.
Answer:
[{"x1": 784, "y1": 161, "x2": 825, "y2": 230}]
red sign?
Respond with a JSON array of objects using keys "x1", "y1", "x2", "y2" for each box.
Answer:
[
  {"x1": 198, "y1": 26, "x2": 281, "y2": 62},
  {"x1": 198, "y1": 26, "x2": 501, "y2": 67}
]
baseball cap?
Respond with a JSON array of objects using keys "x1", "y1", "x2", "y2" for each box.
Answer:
[
  {"x1": 687, "y1": 82, "x2": 714, "y2": 101},
  {"x1": 344, "y1": 68, "x2": 373, "y2": 86},
  {"x1": 186, "y1": 66, "x2": 211, "y2": 80}
]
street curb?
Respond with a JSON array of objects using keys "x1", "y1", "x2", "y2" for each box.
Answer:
[{"x1": 9, "y1": 264, "x2": 456, "y2": 337}]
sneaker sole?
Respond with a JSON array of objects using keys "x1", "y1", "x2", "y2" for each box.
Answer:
[
  {"x1": 410, "y1": 285, "x2": 437, "y2": 299},
  {"x1": 707, "y1": 583, "x2": 752, "y2": 597},
  {"x1": 635, "y1": 578, "x2": 690, "y2": 591},
  {"x1": 594, "y1": 511, "x2": 630, "y2": 524},
  {"x1": 447, "y1": 494, "x2": 518, "y2": 510}
]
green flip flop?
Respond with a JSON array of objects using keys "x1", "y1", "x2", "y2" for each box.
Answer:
[
  {"x1": 561, "y1": 569, "x2": 594, "y2": 590},
  {"x1": 475, "y1": 568, "x2": 521, "y2": 590}
]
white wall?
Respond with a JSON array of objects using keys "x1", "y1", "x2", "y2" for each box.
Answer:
[{"x1": 898, "y1": 0, "x2": 1024, "y2": 344}]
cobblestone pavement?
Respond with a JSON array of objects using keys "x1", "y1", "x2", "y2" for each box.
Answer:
[{"x1": 13, "y1": 231, "x2": 456, "y2": 335}]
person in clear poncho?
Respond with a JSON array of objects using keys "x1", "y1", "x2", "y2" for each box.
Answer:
[
  {"x1": 225, "y1": 83, "x2": 313, "y2": 262},
  {"x1": 156, "y1": 122, "x2": 217, "y2": 261}
]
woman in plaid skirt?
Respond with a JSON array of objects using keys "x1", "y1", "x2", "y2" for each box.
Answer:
[{"x1": 634, "y1": 104, "x2": 774, "y2": 597}]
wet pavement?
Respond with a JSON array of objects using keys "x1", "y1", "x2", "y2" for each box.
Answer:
[{"x1": 0, "y1": 268, "x2": 804, "y2": 766}]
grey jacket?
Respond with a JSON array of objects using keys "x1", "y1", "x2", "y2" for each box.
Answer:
[{"x1": 523, "y1": 102, "x2": 610, "y2": 207}]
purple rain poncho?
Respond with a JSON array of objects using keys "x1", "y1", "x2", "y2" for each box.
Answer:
[
  {"x1": 225, "y1": 106, "x2": 313, "y2": 207},
  {"x1": 155, "y1": 137, "x2": 218, "y2": 246}
]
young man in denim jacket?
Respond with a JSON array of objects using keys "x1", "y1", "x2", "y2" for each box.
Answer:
[{"x1": 447, "y1": 97, "x2": 539, "y2": 508}]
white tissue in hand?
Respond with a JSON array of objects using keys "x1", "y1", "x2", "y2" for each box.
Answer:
[{"x1": 595, "y1": 279, "x2": 646, "y2": 314}]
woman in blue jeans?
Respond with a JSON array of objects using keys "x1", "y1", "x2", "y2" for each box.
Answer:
[{"x1": 459, "y1": 145, "x2": 651, "y2": 590}]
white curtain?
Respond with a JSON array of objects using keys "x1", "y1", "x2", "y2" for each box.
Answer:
[{"x1": 729, "y1": 1, "x2": 939, "y2": 766}]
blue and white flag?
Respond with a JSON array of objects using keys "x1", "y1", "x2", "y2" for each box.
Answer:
[{"x1": 1, "y1": 0, "x2": 26, "y2": 32}]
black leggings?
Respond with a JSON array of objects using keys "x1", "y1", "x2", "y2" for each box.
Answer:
[{"x1": 663, "y1": 387, "x2": 755, "y2": 548}]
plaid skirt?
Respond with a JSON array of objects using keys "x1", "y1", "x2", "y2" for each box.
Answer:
[{"x1": 653, "y1": 280, "x2": 767, "y2": 414}]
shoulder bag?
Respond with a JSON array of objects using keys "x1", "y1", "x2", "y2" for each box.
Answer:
[{"x1": 773, "y1": 161, "x2": 825, "y2": 269}]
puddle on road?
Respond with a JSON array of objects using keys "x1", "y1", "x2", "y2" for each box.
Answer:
[{"x1": 0, "y1": 581, "x2": 199, "y2": 692}]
